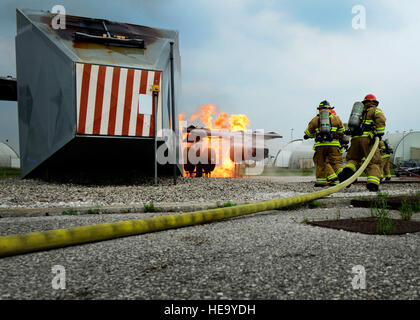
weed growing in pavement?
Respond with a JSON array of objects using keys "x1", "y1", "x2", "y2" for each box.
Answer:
[
  {"x1": 371, "y1": 197, "x2": 393, "y2": 235},
  {"x1": 223, "y1": 201, "x2": 237, "y2": 207},
  {"x1": 120, "y1": 209, "x2": 130, "y2": 213},
  {"x1": 301, "y1": 217, "x2": 309, "y2": 224},
  {"x1": 399, "y1": 197, "x2": 420, "y2": 221},
  {"x1": 144, "y1": 201, "x2": 157, "y2": 212},
  {"x1": 309, "y1": 200, "x2": 323, "y2": 209},
  {"x1": 400, "y1": 198, "x2": 413, "y2": 221},
  {"x1": 376, "y1": 191, "x2": 388, "y2": 201},
  {"x1": 87, "y1": 208, "x2": 100, "y2": 214},
  {"x1": 62, "y1": 209, "x2": 78, "y2": 215}
]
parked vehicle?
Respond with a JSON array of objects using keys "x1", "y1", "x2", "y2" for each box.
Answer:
[{"x1": 394, "y1": 160, "x2": 420, "y2": 177}]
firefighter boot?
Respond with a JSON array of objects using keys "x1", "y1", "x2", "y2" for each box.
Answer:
[
  {"x1": 314, "y1": 183, "x2": 328, "y2": 188},
  {"x1": 328, "y1": 178, "x2": 340, "y2": 186},
  {"x1": 338, "y1": 167, "x2": 354, "y2": 183},
  {"x1": 366, "y1": 183, "x2": 379, "y2": 192}
]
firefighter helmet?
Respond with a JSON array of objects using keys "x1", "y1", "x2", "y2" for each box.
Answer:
[
  {"x1": 362, "y1": 94, "x2": 379, "y2": 106},
  {"x1": 317, "y1": 100, "x2": 334, "y2": 109}
]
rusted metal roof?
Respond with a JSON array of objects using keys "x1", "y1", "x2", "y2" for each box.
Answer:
[{"x1": 21, "y1": 9, "x2": 179, "y2": 70}]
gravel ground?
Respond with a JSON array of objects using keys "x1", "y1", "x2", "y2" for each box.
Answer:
[
  {"x1": 0, "y1": 207, "x2": 419, "y2": 300},
  {"x1": 1, "y1": 176, "x2": 419, "y2": 300},
  {"x1": 1, "y1": 176, "x2": 419, "y2": 209}
]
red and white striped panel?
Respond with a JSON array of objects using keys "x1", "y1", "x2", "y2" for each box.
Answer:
[{"x1": 76, "y1": 63, "x2": 162, "y2": 137}]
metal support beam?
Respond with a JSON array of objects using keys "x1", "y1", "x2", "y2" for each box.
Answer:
[
  {"x1": 154, "y1": 93, "x2": 158, "y2": 186},
  {"x1": 170, "y1": 42, "x2": 177, "y2": 185},
  {"x1": 152, "y1": 84, "x2": 160, "y2": 186}
]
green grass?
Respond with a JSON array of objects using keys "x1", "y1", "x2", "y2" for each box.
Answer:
[
  {"x1": 62, "y1": 209, "x2": 78, "y2": 215},
  {"x1": 301, "y1": 217, "x2": 310, "y2": 224},
  {"x1": 0, "y1": 167, "x2": 20, "y2": 178},
  {"x1": 370, "y1": 197, "x2": 393, "y2": 235},
  {"x1": 223, "y1": 201, "x2": 237, "y2": 207},
  {"x1": 216, "y1": 201, "x2": 239, "y2": 207},
  {"x1": 144, "y1": 201, "x2": 157, "y2": 212},
  {"x1": 376, "y1": 191, "x2": 388, "y2": 200},
  {"x1": 399, "y1": 197, "x2": 420, "y2": 221},
  {"x1": 308, "y1": 200, "x2": 323, "y2": 209}
]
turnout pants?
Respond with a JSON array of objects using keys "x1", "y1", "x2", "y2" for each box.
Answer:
[
  {"x1": 345, "y1": 137, "x2": 382, "y2": 185},
  {"x1": 313, "y1": 146, "x2": 344, "y2": 185},
  {"x1": 381, "y1": 157, "x2": 391, "y2": 178}
]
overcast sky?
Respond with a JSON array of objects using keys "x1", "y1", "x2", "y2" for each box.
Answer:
[{"x1": 1, "y1": 0, "x2": 419, "y2": 153}]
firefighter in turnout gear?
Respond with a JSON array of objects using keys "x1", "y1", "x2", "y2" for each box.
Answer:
[
  {"x1": 379, "y1": 139, "x2": 393, "y2": 181},
  {"x1": 338, "y1": 94, "x2": 387, "y2": 192},
  {"x1": 304, "y1": 100, "x2": 345, "y2": 187}
]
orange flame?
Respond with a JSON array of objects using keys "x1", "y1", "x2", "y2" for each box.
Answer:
[
  {"x1": 229, "y1": 114, "x2": 250, "y2": 131},
  {"x1": 179, "y1": 104, "x2": 250, "y2": 178}
]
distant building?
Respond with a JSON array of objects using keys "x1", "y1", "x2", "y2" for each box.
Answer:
[
  {"x1": 392, "y1": 131, "x2": 420, "y2": 163},
  {"x1": 274, "y1": 140, "x2": 315, "y2": 169},
  {"x1": 0, "y1": 141, "x2": 20, "y2": 168},
  {"x1": 383, "y1": 132, "x2": 404, "y2": 155}
]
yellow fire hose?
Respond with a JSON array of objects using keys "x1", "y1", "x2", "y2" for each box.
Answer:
[{"x1": 0, "y1": 138, "x2": 379, "y2": 258}]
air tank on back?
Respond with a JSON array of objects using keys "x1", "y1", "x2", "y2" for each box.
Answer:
[
  {"x1": 318, "y1": 109, "x2": 331, "y2": 141},
  {"x1": 347, "y1": 102, "x2": 364, "y2": 135},
  {"x1": 319, "y1": 109, "x2": 331, "y2": 134}
]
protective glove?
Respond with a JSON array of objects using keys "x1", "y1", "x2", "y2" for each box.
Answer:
[{"x1": 303, "y1": 134, "x2": 309, "y2": 140}]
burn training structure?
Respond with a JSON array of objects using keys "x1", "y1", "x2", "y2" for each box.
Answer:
[{"x1": 15, "y1": 9, "x2": 181, "y2": 179}]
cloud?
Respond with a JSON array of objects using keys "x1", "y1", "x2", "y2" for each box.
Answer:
[
  {"x1": 179, "y1": 1, "x2": 420, "y2": 137},
  {"x1": 1, "y1": 0, "x2": 419, "y2": 153}
]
